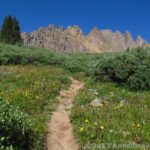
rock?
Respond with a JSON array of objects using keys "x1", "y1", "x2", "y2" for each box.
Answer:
[
  {"x1": 112, "y1": 31, "x2": 126, "y2": 51},
  {"x1": 67, "y1": 25, "x2": 83, "y2": 36},
  {"x1": 87, "y1": 28, "x2": 105, "y2": 51},
  {"x1": 88, "y1": 89, "x2": 99, "y2": 95},
  {"x1": 90, "y1": 98, "x2": 104, "y2": 107},
  {"x1": 136, "y1": 36, "x2": 146, "y2": 47},
  {"x1": 123, "y1": 31, "x2": 136, "y2": 50},
  {"x1": 21, "y1": 25, "x2": 149, "y2": 52},
  {"x1": 21, "y1": 32, "x2": 31, "y2": 45},
  {"x1": 101, "y1": 29, "x2": 114, "y2": 50}
]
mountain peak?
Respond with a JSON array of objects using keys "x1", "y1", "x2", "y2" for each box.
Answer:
[{"x1": 21, "y1": 25, "x2": 149, "y2": 52}]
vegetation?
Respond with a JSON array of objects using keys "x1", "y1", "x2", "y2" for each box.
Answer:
[
  {"x1": 0, "y1": 43, "x2": 118, "y2": 72},
  {"x1": 0, "y1": 16, "x2": 22, "y2": 44},
  {"x1": 1, "y1": 42, "x2": 150, "y2": 90},
  {"x1": 0, "y1": 43, "x2": 150, "y2": 149},
  {"x1": 71, "y1": 78, "x2": 150, "y2": 149},
  {"x1": 0, "y1": 65, "x2": 70, "y2": 149},
  {"x1": 94, "y1": 48, "x2": 150, "y2": 90},
  {"x1": 0, "y1": 97, "x2": 34, "y2": 150}
]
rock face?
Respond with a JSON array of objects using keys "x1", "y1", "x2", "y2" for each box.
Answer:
[
  {"x1": 21, "y1": 25, "x2": 148, "y2": 52},
  {"x1": 136, "y1": 36, "x2": 146, "y2": 47}
]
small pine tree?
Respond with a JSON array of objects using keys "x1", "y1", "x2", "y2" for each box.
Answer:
[
  {"x1": 12, "y1": 16, "x2": 22, "y2": 44},
  {"x1": 0, "y1": 16, "x2": 22, "y2": 44},
  {"x1": 0, "y1": 16, "x2": 13, "y2": 43}
]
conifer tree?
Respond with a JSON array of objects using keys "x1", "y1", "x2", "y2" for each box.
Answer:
[
  {"x1": 0, "y1": 16, "x2": 13, "y2": 43},
  {"x1": 0, "y1": 16, "x2": 22, "y2": 44},
  {"x1": 12, "y1": 16, "x2": 22, "y2": 44}
]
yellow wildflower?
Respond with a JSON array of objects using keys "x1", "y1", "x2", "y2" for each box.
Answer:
[
  {"x1": 119, "y1": 103, "x2": 124, "y2": 107},
  {"x1": 93, "y1": 122, "x2": 98, "y2": 126},
  {"x1": 80, "y1": 127, "x2": 84, "y2": 132},
  {"x1": 100, "y1": 125, "x2": 104, "y2": 130},
  {"x1": 85, "y1": 119, "x2": 89, "y2": 123},
  {"x1": 117, "y1": 103, "x2": 124, "y2": 109},
  {"x1": 137, "y1": 124, "x2": 140, "y2": 127}
]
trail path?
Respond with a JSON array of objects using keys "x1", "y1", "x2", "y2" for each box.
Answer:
[{"x1": 47, "y1": 78, "x2": 84, "y2": 150}]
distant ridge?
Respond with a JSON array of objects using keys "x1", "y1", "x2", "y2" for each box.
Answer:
[{"x1": 21, "y1": 25, "x2": 149, "y2": 52}]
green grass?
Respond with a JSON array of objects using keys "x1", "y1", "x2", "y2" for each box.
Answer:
[
  {"x1": 0, "y1": 65, "x2": 71, "y2": 149},
  {"x1": 0, "y1": 42, "x2": 121, "y2": 74},
  {"x1": 71, "y1": 78, "x2": 150, "y2": 149},
  {"x1": 0, "y1": 43, "x2": 150, "y2": 149}
]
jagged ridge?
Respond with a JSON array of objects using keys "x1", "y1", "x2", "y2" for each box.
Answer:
[{"x1": 21, "y1": 25, "x2": 149, "y2": 52}]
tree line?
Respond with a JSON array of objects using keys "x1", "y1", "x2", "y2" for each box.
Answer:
[{"x1": 0, "y1": 16, "x2": 22, "y2": 44}]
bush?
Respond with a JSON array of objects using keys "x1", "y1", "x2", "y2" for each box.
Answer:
[
  {"x1": 58, "y1": 75, "x2": 71, "y2": 85},
  {"x1": 94, "y1": 48, "x2": 150, "y2": 90},
  {"x1": 0, "y1": 97, "x2": 35, "y2": 150},
  {"x1": 1, "y1": 42, "x2": 150, "y2": 90}
]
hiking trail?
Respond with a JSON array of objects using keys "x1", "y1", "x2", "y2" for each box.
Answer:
[{"x1": 47, "y1": 78, "x2": 84, "y2": 150}]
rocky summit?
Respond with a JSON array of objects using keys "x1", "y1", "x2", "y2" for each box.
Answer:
[{"x1": 21, "y1": 25, "x2": 149, "y2": 52}]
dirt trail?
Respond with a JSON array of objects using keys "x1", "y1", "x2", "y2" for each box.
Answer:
[{"x1": 47, "y1": 78, "x2": 84, "y2": 150}]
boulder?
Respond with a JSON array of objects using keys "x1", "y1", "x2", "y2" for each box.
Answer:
[{"x1": 90, "y1": 98, "x2": 104, "y2": 107}]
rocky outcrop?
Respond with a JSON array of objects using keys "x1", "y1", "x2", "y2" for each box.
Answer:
[
  {"x1": 21, "y1": 25, "x2": 148, "y2": 52},
  {"x1": 112, "y1": 31, "x2": 126, "y2": 51},
  {"x1": 136, "y1": 36, "x2": 146, "y2": 47},
  {"x1": 123, "y1": 31, "x2": 136, "y2": 50}
]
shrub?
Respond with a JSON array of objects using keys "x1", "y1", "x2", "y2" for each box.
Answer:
[
  {"x1": 0, "y1": 97, "x2": 35, "y2": 150},
  {"x1": 58, "y1": 75, "x2": 71, "y2": 85},
  {"x1": 94, "y1": 48, "x2": 150, "y2": 90}
]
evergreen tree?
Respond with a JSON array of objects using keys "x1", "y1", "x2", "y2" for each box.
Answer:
[
  {"x1": 0, "y1": 16, "x2": 22, "y2": 44},
  {"x1": 0, "y1": 16, "x2": 13, "y2": 43},
  {"x1": 12, "y1": 16, "x2": 22, "y2": 44}
]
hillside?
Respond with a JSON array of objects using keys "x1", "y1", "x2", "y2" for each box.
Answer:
[
  {"x1": 0, "y1": 43, "x2": 150, "y2": 149},
  {"x1": 21, "y1": 25, "x2": 149, "y2": 52}
]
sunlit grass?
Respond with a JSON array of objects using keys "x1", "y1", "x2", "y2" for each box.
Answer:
[
  {"x1": 0, "y1": 65, "x2": 71, "y2": 149},
  {"x1": 71, "y1": 79, "x2": 150, "y2": 149},
  {"x1": 0, "y1": 43, "x2": 150, "y2": 149}
]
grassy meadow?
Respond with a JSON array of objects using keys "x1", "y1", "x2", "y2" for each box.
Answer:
[
  {"x1": 0, "y1": 43, "x2": 150, "y2": 149},
  {"x1": 71, "y1": 78, "x2": 150, "y2": 149},
  {"x1": 0, "y1": 65, "x2": 71, "y2": 149}
]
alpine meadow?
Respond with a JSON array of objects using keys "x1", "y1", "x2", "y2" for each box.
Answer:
[{"x1": 0, "y1": 1, "x2": 150, "y2": 150}]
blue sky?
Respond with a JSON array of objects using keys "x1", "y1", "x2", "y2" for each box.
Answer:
[{"x1": 0, "y1": 0, "x2": 150, "y2": 42}]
